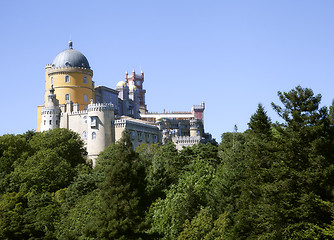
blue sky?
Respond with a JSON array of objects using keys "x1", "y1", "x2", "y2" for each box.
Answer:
[{"x1": 1, "y1": 1, "x2": 334, "y2": 141}]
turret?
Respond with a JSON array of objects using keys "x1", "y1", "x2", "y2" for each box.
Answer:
[
  {"x1": 40, "y1": 85, "x2": 61, "y2": 131},
  {"x1": 192, "y1": 101, "x2": 205, "y2": 123},
  {"x1": 116, "y1": 81, "x2": 129, "y2": 116},
  {"x1": 125, "y1": 69, "x2": 147, "y2": 113},
  {"x1": 87, "y1": 101, "x2": 115, "y2": 166},
  {"x1": 190, "y1": 119, "x2": 203, "y2": 137}
]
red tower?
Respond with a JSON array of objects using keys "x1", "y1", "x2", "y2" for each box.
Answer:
[{"x1": 125, "y1": 69, "x2": 147, "y2": 113}]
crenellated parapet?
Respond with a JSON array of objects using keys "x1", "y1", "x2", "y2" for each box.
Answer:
[
  {"x1": 71, "y1": 110, "x2": 88, "y2": 115},
  {"x1": 47, "y1": 66, "x2": 93, "y2": 77},
  {"x1": 41, "y1": 108, "x2": 60, "y2": 115},
  {"x1": 172, "y1": 136, "x2": 202, "y2": 150},
  {"x1": 88, "y1": 102, "x2": 114, "y2": 112},
  {"x1": 192, "y1": 101, "x2": 205, "y2": 111},
  {"x1": 114, "y1": 119, "x2": 127, "y2": 128},
  {"x1": 114, "y1": 118, "x2": 158, "y2": 130},
  {"x1": 173, "y1": 135, "x2": 201, "y2": 143}
]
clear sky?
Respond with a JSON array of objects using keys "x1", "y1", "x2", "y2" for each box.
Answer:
[{"x1": 1, "y1": 0, "x2": 334, "y2": 141}]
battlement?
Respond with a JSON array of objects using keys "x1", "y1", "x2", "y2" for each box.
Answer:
[
  {"x1": 71, "y1": 110, "x2": 88, "y2": 115},
  {"x1": 172, "y1": 136, "x2": 201, "y2": 144},
  {"x1": 146, "y1": 111, "x2": 192, "y2": 114},
  {"x1": 41, "y1": 107, "x2": 60, "y2": 115},
  {"x1": 47, "y1": 66, "x2": 93, "y2": 76},
  {"x1": 192, "y1": 102, "x2": 205, "y2": 111},
  {"x1": 88, "y1": 102, "x2": 114, "y2": 112},
  {"x1": 114, "y1": 118, "x2": 157, "y2": 130}
]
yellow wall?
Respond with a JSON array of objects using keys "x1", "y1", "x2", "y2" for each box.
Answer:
[
  {"x1": 36, "y1": 106, "x2": 43, "y2": 132},
  {"x1": 45, "y1": 68, "x2": 94, "y2": 111},
  {"x1": 38, "y1": 66, "x2": 95, "y2": 131}
]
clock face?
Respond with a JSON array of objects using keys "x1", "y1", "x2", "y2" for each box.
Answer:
[{"x1": 135, "y1": 80, "x2": 141, "y2": 86}]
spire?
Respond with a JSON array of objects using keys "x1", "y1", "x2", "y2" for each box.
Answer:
[{"x1": 68, "y1": 40, "x2": 73, "y2": 49}]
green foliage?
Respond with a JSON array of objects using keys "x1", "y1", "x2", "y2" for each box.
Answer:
[
  {"x1": 0, "y1": 128, "x2": 87, "y2": 239},
  {"x1": 0, "y1": 192, "x2": 26, "y2": 239},
  {"x1": 148, "y1": 157, "x2": 216, "y2": 239},
  {"x1": 248, "y1": 103, "x2": 272, "y2": 137},
  {"x1": 231, "y1": 86, "x2": 334, "y2": 239},
  {"x1": 56, "y1": 190, "x2": 101, "y2": 240},
  {"x1": 178, "y1": 208, "x2": 214, "y2": 240},
  {"x1": 1, "y1": 86, "x2": 334, "y2": 240},
  {"x1": 11, "y1": 149, "x2": 74, "y2": 193},
  {"x1": 29, "y1": 128, "x2": 86, "y2": 167},
  {"x1": 86, "y1": 131, "x2": 148, "y2": 239}
]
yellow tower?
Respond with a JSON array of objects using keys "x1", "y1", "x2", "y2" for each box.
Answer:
[{"x1": 37, "y1": 41, "x2": 94, "y2": 131}]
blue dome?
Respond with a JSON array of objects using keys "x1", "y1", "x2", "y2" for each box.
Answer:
[{"x1": 51, "y1": 42, "x2": 90, "y2": 69}]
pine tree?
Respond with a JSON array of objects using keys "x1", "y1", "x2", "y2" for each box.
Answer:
[
  {"x1": 86, "y1": 131, "x2": 148, "y2": 240},
  {"x1": 232, "y1": 86, "x2": 334, "y2": 239}
]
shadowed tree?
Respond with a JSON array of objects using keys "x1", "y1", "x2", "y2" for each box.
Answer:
[{"x1": 86, "y1": 131, "x2": 148, "y2": 240}]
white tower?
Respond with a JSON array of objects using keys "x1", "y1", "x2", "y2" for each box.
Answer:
[
  {"x1": 40, "y1": 85, "x2": 61, "y2": 131},
  {"x1": 87, "y1": 101, "x2": 115, "y2": 166}
]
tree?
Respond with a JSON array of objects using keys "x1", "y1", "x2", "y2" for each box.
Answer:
[
  {"x1": 86, "y1": 131, "x2": 148, "y2": 239},
  {"x1": 28, "y1": 128, "x2": 86, "y2": 167},
  {"x1": 0, "y1": 128, "x2": 88, "y2": 239},
  {"x1": 213, "y1": 130, "x2": 247, "y2": 221},
  {"x1": 230, "y1": 104, "x2": 275, "y2": 238},
  {"x1": 178, "y1": 208, "x2": 214, "y2": 240},
  {"x1": 232, "y1": 86, "x2": 334, "y2": 239},
  {"x1": 148, "y1": 157, "x2": 216, "y2": 239},
  {"x1": 0, "y1": 134, "x2": 30, "y2": 193},
  {"x1": 248, "y1": 103, "x2": 271, "y2": 137}
]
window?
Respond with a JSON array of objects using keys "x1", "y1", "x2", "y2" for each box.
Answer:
[
  {"x1": 138, "y1": 132, "x2": 143, "y2": 141},
  {"x1": 84, "y1": 116, "x2": 87, "y2": 124},
  {"x1": 154, "y1": 135, "x2": 158, "y2": 143},
  {"x1": 131, "y1": 131, "x2": 135, "y2": 140},
  {"x1": 65, "y1": 94, "x2": 70, "y2": 101},
  {"x1": 44, "y1": 120, "x2": 46, "y2": 125},
  {"x1": 83, "y1": 131, "x2": 87, "y2": 139},
  {"x1": 65, "y1": 75, "x2": 70, "y2": 83},
  {"x1": 56, "y1": 120, "x2": 58, "y2": 125},
  {"x1": 92, "y1": 132, "x2": 96, "y2": 140},
  {"x1": 83, "y1": 76, "x2": 87, "y2": 84},
  {"x1": 50, "y1": 77, "x2": 54, "y2": 85},
  {"x1": 90, "y1": 116, "x2": 97, "y2": 127},
  {"x1": 146, "y1": 134, "x2": 150, "y2": 142},
  {"x1": 49, "y1": 120, "x2": 52, "y2": 125},
  {"x1": 84, "y1": 94, "x2": 88, "y2": 102}
]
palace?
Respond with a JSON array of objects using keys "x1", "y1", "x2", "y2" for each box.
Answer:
[{"x1": 37, "y1": 41, "x2": 212, "y2": 165}]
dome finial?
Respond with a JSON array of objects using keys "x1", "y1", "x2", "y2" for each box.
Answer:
[{"x1": 68, "y1": 40, "x2": 73, "y2": 49}]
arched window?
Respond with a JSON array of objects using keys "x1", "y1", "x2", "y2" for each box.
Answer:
[
  {"x1": 65, "y1": 94, "x2": 70, "y2": 101},
  {"x1": 65, "y1": 75, "x2": 70, "y2": 83},
  {"x1": 84, "y1": 116, "x2": 87, "y2": 124},
  {"x1": 83, "y1": 76, "x2": 87, "y2": 84},
  {"x1": 92, "y1": 132, "x2": 96, "y2": 140},
  {"x1": 84, "y1": 94, "x2": 88, "y2": 102},
  {"x1": 83, "y1": 131, "x2": 87, "y2": 139}
]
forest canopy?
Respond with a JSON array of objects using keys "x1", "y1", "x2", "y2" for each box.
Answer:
[{"x1": 1, "y1": 86, "x2": 334, "y2": 239}]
